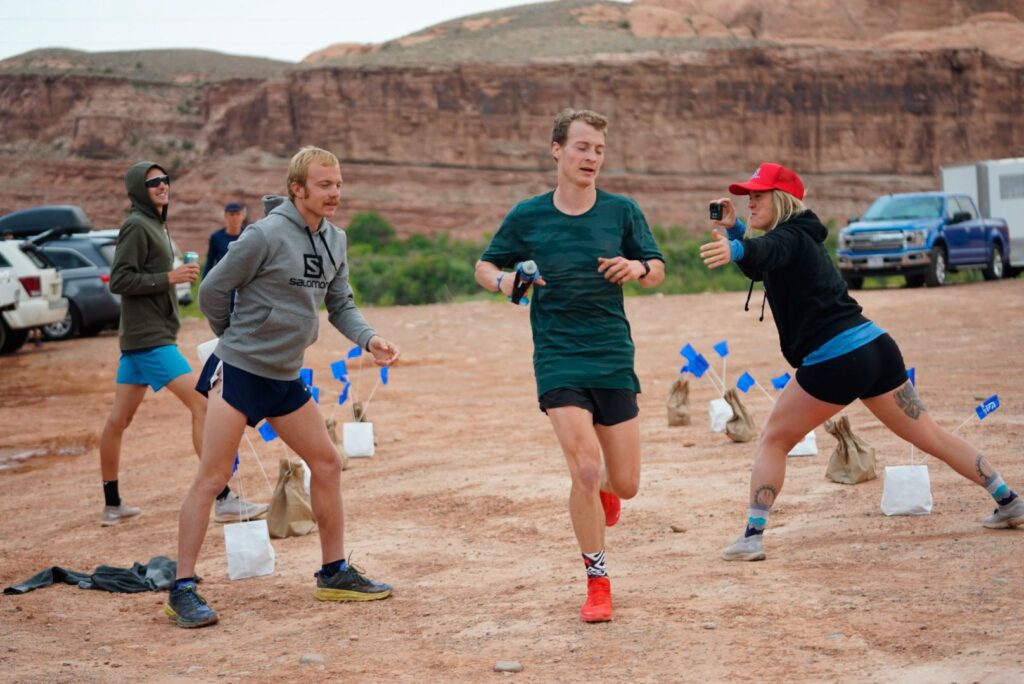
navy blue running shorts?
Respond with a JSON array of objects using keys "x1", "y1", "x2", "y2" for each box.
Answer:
[
  {"x1": 795, "y1": 333, "x2": 909, "y2": 406},
  {"x1": 196, "y1": 354, "x2": 311, "y2": 427},
  {"x1": 538, "y1": 387, "x2": 639, "y2": 427}
]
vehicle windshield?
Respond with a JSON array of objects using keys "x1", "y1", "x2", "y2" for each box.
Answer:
[{"x1": 861, "y1": 196, "x2": 943, "y2": 221}]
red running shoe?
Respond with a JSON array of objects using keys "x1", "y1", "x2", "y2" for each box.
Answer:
[
  {"x1": 600, "y1": 490, "x2": 621, "y2": 527},
  {"x1": 580, "y1": 576, "x2": 612, "y2": 623}
]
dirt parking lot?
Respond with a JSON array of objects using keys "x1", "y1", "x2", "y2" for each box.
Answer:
[{"x1": 1, "y1": 280, "x2": 1023, "y2": 682}]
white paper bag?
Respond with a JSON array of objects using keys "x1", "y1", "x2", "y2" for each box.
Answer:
[
  {"x1": 197, "y1": 338, "x2": 219, "y2": 367},
  {"x1": 343, "y1": 422, "x2": 375, "y2": 458},
  {"x1": 881, "y1": 465, "x2": 933, "y2": 516},
  {"x1": 709, "y1": 399, "x2": 733, "y2": 433},
  {"x1": 788, "y1": 430, "x2": 818, "y2": 456},
  {"x1": 302, "y1": 461, "x2": 311, "y2": 494},
  {"x1": 223, "y1": 519, "x2": 276, "y2": 580}
]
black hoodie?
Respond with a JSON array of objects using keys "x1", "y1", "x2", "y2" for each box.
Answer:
[
  {"x1": 734, "y1": 210, "x2": 868, "y2": 368},
  {"x1": 108, "y1": 161, "x2": 180, "y2": 351}
]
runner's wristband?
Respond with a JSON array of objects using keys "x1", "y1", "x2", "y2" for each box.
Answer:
[{"x1": 496, "y1": 273, "x2": 504, "y2": 293}]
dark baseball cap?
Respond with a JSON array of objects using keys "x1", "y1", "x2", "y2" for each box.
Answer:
[{"x1": 224, "y1": 202, "x2": 245, "y2": 212}]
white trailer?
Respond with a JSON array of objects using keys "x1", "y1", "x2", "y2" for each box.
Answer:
[{"x1": 942, "y1": 158, "x2": 1024, "y2": 270}]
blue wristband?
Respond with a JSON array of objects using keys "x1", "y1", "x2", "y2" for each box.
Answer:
[{"x1": 495, "y1": 273, "x2": 504, "y2": 293}]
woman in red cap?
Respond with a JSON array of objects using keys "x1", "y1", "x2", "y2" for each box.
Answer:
[{"x1": 700, "y1": 163, "x2": 1023, "y2": 561}]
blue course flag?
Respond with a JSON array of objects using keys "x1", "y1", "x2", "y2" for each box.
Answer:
[
  {"x1": 231, "y1": 452, "x2": 239, "y2": 475},
  {"x1": 771, "y1": 372, "x2": 791, "y2": 391},
  {"x1": 380, "y1": 366, "x2": 389, "y2": 385},
  {"x1": 736, "y1": 371, "x2": 756, "y2": 393},
  {"x1": 311, "y1": 386, "x2": 320, "y2": 404},
  {"x1": 679, "y1": 343, "x2": 698, "y2": 363},
  {"x1": 689, "y1": 354, "x2": 710, "y2": 378},
  {"x1": 330, "y1": 359, "x2": 348, "y2": 381},
  {"x1": 975, "y1": 395, "x2": 1000, "y2": 420},
  {"x1": 338, "y1": 381, "x2": 351, "y2": 406},
  {"x1": 679, "y1": 364, "x2": 689, "y2": 375},
  {"x1": 713, "y1": 340, "x2": 729, "y2": 358},
  {"x1": 300, "y1": 368, "x2": 313, "y2": 386},
  {"x1": 907, "y1": 367, "x2": 916, "y2": 386},
  {"x1": 258, "y1": 421, "x2": 278, "y2": 442},
  {"x1": 347, "y1": 346, "x2": 363, "y2": 359}
]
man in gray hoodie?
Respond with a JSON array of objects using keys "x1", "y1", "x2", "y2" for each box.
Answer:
[
  {"x1": 166, "y1": 146, "x2": 401, "y2": 628},
  {"x1": 101, "y1": 162, "x2": 268, "y2": 527}
]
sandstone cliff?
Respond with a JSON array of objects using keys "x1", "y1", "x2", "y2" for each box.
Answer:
[{"x1": 1, "y1": 0, "x2": 1023, "y2": 252}]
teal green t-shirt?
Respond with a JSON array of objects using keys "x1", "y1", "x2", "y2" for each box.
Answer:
[{"x1": 480, "y1": 189, "x2": 664, "y2": 398}]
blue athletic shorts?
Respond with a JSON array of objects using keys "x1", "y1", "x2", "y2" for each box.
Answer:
[
  {"x1": 196, "y1": 354, "x2": 311, "y2": 427},
  {"x1": 116, "y1": 344, "x2": 192, "y2": 391}
]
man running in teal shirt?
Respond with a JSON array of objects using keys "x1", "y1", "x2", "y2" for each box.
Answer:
[{"x1": 476, "y1": 109, "x2": 665, "y2": 623}]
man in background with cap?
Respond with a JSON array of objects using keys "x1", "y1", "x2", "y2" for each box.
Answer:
[{"x1": 203, "y1": 202, "x2": 247, "y2": 278}]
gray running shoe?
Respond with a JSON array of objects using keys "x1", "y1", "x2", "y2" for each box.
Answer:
[
  {"x1": 213, "y1": 491, "x2": 269, "y2": 523},
  {"x1": 720, "y1": 534, "x2": 766, "y2": 561},
  {"x1": 101, "y1": 504, "x2": 141, "y2": 526},
  {"x1": 982, "y1": 497, "x2": 1024, "y2": 529}
]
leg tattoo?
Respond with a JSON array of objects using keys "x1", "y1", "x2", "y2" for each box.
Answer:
[
  {"x1": 753, "y1": 484, "x2": 778, "y2": 509},
  {"x1": 893, "y1": 382, "x2": 927, "y2": 420},
  {"x1": 975, "y1": 454, "x2": 993, "y2": 482}
]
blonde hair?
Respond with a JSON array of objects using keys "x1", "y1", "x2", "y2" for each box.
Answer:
[
  {"x1": 766, "y1": 189, "x2": 806, "y2": 230},
  {"x1": 287, "y1": 146, "x2": 339, "y2": 200},
  {"x1": 551, "y1": 108, "x2": 608, "y2": 145}
]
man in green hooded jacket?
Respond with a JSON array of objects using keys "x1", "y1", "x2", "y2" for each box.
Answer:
[{"x1": 99, "y1": 162, "x2": 268, "y2": 526}]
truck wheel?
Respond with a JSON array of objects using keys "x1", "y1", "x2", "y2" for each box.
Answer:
[
  {"x1": 982, "y1": 243, "x2": 1005, "y2": 281},
  {"x1": 842, "y1": 274, "x2": 863, "y2": 290},
  {"x1": 904, "y1": 274, "x2": 925, "y2": 288},
  {"x1": 41, "y1": 303, "x2": 81, "y2": 341},
  {"x1": 925, "y1": 245, "x2": 947, "y2": 287},
  {"x1": 0, "y1": 318, "x2": 29, "y2": 354}
]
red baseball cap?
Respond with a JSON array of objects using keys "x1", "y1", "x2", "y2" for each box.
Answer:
[{"x1": 728, "y1": 163, "x2": 805, "y2": 200}]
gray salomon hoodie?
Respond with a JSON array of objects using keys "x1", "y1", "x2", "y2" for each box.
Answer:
[{"x1": 199, "y1": 197, "x2": 376, "y2": 380}]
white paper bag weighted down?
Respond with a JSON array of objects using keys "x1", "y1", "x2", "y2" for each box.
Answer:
[
  {"x1": 881, "y1": 465, "x2": 933, "y2": 516},
  {"x1": 223, "y1": 519, "x2": 276, "y2": 580},
  {"x1": 788, "y1": 430, "x2": 818, "y2": 456},
  {"x1": 343, "y1": 422, "x2": 375, "y2": 458},
  {"x1": 709, "y1": 399, "x2": 733, "y2": 433},
  {"x1": 197, "y1": 338, "x2": 219, "y2": 367}
]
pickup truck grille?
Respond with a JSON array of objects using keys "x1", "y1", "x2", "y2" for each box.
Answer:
[{"x1": 845, "y1": 231, "x2": 904, "y2": 252}]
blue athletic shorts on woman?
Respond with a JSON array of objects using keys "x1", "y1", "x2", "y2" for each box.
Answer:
[
  {"x1": 116, "y1": 344, "x2": 192, "y2": 391},
  {"x1": 196, "y1": 353, "x2": 311, "y2": 427}
]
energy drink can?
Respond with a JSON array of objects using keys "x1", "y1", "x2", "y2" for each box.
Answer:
[{"x1": 183, "y1": 251, "x2": 199, "y2": 265}]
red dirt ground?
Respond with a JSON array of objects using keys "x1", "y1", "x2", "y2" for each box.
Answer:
[{"x1": 1, "y1": 281, "x2": 1022, "y2": 682}]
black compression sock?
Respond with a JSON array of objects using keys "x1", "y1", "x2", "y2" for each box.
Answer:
[
  {"x1": 216, "y1": 486, "x2": 231, "y2": 501},
  {"x1": 103, "y1": 480, "x2": 121, "y2": 507}
]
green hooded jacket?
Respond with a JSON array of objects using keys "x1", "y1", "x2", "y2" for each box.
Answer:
[{"x1": 109, "y1": 161, "x2": 180, "y2": 351}]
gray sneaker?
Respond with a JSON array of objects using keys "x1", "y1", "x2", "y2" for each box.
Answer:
[
  {"x1": 720, "y1": 534, "x2": 766, "y2": 561},
  {"x1": 101, "y1": 503, "x2": 141, "y2": 526},
  {"x1": 213, "y1": 491, "x2": 269, "y2": 523},
  {"x1": 982, "y1": 497, "x2": 1024, "y2": 529}
]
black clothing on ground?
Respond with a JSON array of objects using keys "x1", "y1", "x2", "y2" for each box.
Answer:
[{"x1": 4, "y1": 556, "x2": 178, "y2": 595}]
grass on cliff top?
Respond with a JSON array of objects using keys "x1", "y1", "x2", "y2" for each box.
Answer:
[{"x1": 0, "y1": 48, "x2": 292, "y2": 83}]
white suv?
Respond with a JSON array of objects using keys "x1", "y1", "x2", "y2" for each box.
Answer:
[
  {"x1": 0, "y1": 267, "x2": 19, "y2": 313},
  {"x1": 0, "y1": 240, "x2": 68, "y2": 353}
]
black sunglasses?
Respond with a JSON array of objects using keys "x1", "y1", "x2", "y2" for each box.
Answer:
[{"x1": 144, "y1": 174, "x2": 171, "y2": 188}]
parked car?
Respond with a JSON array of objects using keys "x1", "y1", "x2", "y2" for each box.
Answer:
[
  {"x1": 35, "y1": 230, "x2": 121, "y2": 340},
  {"x1": 0, "y1": 267, "x2": 19, "y2": 313},
  {"x1": 836, "y1": 192, "x2": 1011, "y2": 288},
  {"x1": 0, "y1": 239, "x2": 68, "y2": 354}
]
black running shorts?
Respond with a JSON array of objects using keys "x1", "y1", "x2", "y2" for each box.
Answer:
[
  {"x1": 196, "y1": 353, "x2": 312, "y2": 427},
  {"x1": 538, "y1": 387, "x2": 639, "y2": 427},
  {"x1": 795, "y1": 333, "x2": 909, "y2": 406}
]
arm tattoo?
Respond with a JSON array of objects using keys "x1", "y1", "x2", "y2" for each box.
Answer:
[
  {"x1": 975, "y1": 454, "x2": 993, "y2": 482},
  {"x1": 753, "y1": 484, "x2": 778, "y2": 508},
  {"x1": 893, "y1": 382, "x2": 926, "y2": 420}
]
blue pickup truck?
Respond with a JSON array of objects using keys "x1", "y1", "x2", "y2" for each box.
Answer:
[{"x1": 836, "y1": 192, "x2": 1011, "y2": 289}]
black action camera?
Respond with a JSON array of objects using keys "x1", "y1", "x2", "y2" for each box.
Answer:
[{"x1": 709, "y1": 202, "x2": 723, "y2": 221}]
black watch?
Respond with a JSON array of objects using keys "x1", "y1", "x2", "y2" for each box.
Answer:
[{"x1": 639, "y1": 259, "x2": 651, "y2": 279}]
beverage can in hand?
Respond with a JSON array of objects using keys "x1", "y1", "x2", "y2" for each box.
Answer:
[{"x1": 183, "y1": 251, "x2": 199, "y2": 265}]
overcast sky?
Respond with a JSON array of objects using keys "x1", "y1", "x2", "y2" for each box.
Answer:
[{"x1": 0, "y1": 0, "x2": 557, "y2": 63}]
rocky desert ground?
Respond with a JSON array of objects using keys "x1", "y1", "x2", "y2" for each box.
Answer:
[{"x1": 1, "y1": 280, "x2": 1023, "y2": 682}]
